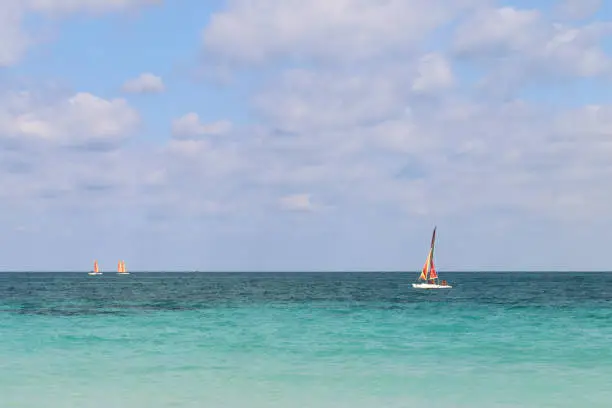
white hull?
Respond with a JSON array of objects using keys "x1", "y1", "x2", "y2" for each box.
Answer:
[
  {"x1": 117, "y1": 272, "x2": 130, "y2": 275},
  {"x1": 88, "y1": 272, "x2": 102, "y2": 276},
  {"x1": 412, "y1": 283, "x2": 452, "y2": 289}
]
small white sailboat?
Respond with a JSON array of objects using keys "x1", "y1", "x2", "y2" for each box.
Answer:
[
  {"x1": 117, "y1": 260, "x2": 129, "y2": 275},
  {"x1": 88, "y1": 260, "x2": 102, "y2": 276},
  {"x1": 412, "y1": 227, "x2": 452, "y2": 289}
]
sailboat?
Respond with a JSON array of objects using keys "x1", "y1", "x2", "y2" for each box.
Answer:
[
  {"x1": 412, "y1": 227, "x2": 452, "y2": 289},
  {"x1": 88, "y1": 260, "x2": 102, "y2": 276},
  {"x1": 117, "y1": 260, "x2": 129, "y2": 275}
]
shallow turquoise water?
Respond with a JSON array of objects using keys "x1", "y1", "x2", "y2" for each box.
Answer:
[{"x1": 1, "y1": 272, "x2": 611, "y2": 407}]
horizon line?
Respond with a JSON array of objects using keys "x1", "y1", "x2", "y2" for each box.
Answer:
[{"x1": 0, "y1": 270, "x2": 610, "y2": 273}]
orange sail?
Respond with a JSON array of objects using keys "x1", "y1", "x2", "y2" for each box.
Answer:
[
  {"x1": 94, "y1": 260, "x2": 99, "y2": 273},
  {"x1": 117, "y1": 260, "x2": 127, "y2": 273}
]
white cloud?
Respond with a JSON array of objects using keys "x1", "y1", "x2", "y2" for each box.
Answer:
[
  {"x1": 0, "y1": 2, "x2": 28, "y2": 67},
  {"x1": 0, "y1": 91, "x2": 139, "y2": 148},
  {"x1": 4, "y1": 1, "x2": 611, "y2": 226},
  {"x1": 0, "y1": 87, "x2": 143, "y2": 210},
  {"x1": 121, "y1": 73, "x2": 165, "y2": 94},
  {"x1": 171, "y1": 113, "x2": 232, "y2": 138},
  {"x1": 253, "y1": 67, "x2": 411, "y2": 133},
  {"x1": 411, "y1": 53, "x2": 454, "y2": 93},
  {"x1": 0, "y1": 144, "x2": 145, "y2": 209},
  {"x1": 243, "y1": 68, "x2": 612, "y2": 221},
  {"x1": 202, "y1": 0, "x2": 486, "y2": 65},
  {"x1": 453, "y1": 7, "x2": 612, "y2": 80},
  {"x1": 453, "y1": 7, "x2": 541, "y2": 57}
]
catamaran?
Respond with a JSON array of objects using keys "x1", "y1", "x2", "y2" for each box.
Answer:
[
  {"x1": 117, "y1": 260, "x2": 129, "y2": 275},
  {"x1": 88, "y1": 260, "x2": 102, "y2": 276},
  {"x1": 412, "y1": 227, "x2": 452, "y2": 289}
]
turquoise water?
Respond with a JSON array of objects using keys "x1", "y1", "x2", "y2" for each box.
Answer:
[{"x1": 1, "y1": 272, "x2": 611, "y2": 407}]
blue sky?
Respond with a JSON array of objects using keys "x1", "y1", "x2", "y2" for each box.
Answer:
[{"x1": 1, "y1": 0, "x2": 612, "y2": 271}]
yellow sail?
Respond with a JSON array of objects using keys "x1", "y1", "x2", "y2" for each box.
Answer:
[{"x1": 419, "y1": 250, "x2": 431, "y2": 280}]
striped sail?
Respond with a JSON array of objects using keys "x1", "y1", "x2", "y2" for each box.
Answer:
[
  {"x1": 419, "y1": 227, "x2": 437, "y2": 281},
  {"x1": 419, "y1": 250, "x2": 432, "y2": 280}
]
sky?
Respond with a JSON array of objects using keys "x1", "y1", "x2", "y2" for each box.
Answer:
[{"x1": 1, "y1": 0, "x2": 612, "y2": 272}]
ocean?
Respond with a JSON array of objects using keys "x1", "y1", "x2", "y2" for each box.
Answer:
[{"x1": 1, "y1": 272, "x2": 611, "y2": 407}]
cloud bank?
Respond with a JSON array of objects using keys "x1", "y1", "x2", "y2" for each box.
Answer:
[{"x1": 2, "y1": 0, "x2": 612, "y2": 270}]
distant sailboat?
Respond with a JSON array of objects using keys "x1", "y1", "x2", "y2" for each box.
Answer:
[
  {"x1": 88, "y1": 260, "x2": 102, "y2": 276},
  {"x1": 412, "y1": 227, "x2": 452, "y2": 289},
  {"x1": 117, "y1": 260, "x2": 129, "y2": 275}
]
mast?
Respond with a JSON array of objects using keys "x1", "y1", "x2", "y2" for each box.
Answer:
[
  {"x1": 428, "y1": 226, "x2": 438, "y2": 283},
  {"x1": 430, "y1": 227, "x2": 436, "y2": 259}
]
